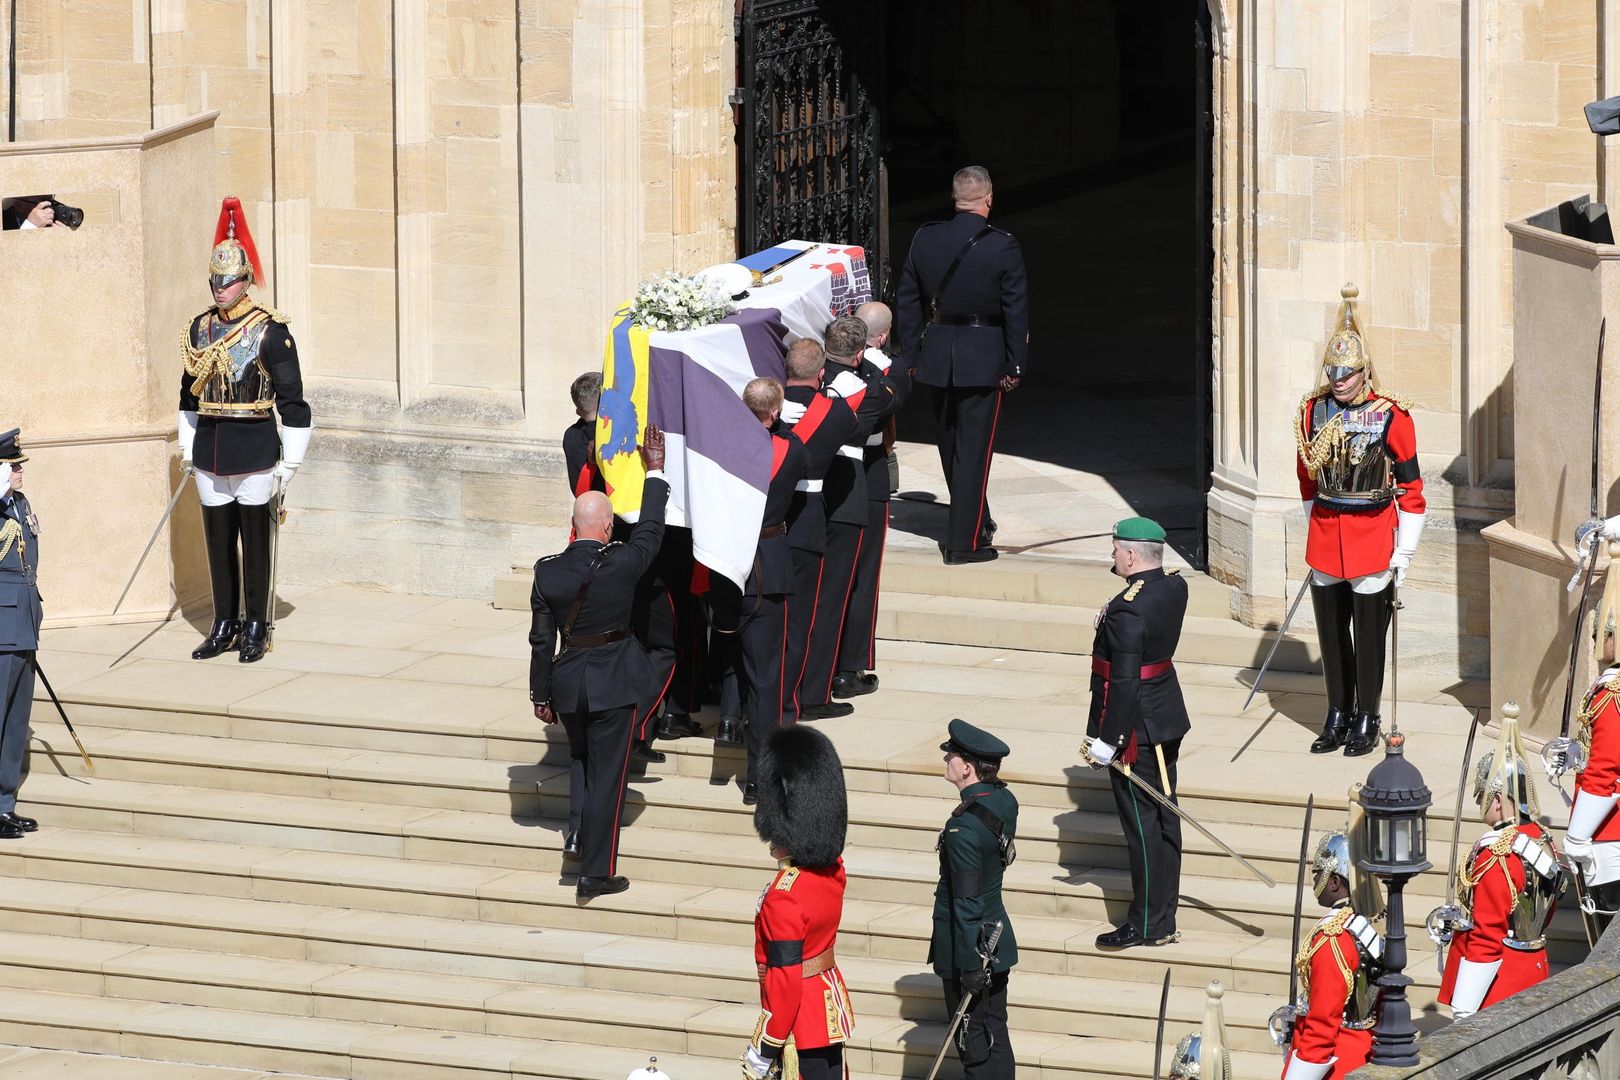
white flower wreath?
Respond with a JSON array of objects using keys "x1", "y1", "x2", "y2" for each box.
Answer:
[{"x1": 627, "y1": 270, "x2": 735, "y2": 332}]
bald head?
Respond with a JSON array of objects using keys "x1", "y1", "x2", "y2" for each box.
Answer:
[
  {"x1": 572, "y1": 491, "x2": 614, "y2": 543},
  {"x1": 855, "y1": 301, "x2": 891, "y2": 348}
]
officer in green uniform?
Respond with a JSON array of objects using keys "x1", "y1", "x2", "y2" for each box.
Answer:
[
  {"x1": 931, "y1": 718, "x2": 1018, "y2": 1079},
  {"x1": 1084, "y1": 516, "x2": 1190, "y2": 950}
]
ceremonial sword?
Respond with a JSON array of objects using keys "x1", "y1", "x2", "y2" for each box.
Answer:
[
  {"x1": 1151, "y1": 967, "x2": 1172, "y2": 1080},
  {"x1": 748, "y1": 244, "x2": 819, "y2": 289},
  {"x1": 924, "y1": 918, "x2": 1004, "y2": 1080},
  {"x1": 1545, "y1": 320, "x2": 1608, "y2": 781},
  {"x1": 30, "y1": 658, "x2": 93, "y2": 772},
  {"x1": 112, "y1": 464, "x2": 194, "y2": 614},
  {"x1": 1425, "y1": 708, "x2": 1480, "y2": 972},
  {"x1": 266, "y1": 475, "x2": 292, "y2": 654},
  {"x1": 1242, "y1": 577, "x2": 1312, "y2": 713},
  {"x1": 1267, "y1": 795, "x2": 1313, "y2": 1047},
  {"x1": 1088, "y1": 750, "x2": 1277, "y2": 887}
]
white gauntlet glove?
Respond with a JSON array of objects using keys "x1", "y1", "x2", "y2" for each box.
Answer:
[
  {"x1": 177, "y1": 410, "x2": 198, "y2": 466},
  {"x1": 1602, "y1": 514, "x2": 1620, "y2": 542},
  {"x1": 1389, "y1": 509, "x2": 1425, "y2": 588},
  {"x1": 1086, "y1": 737, "x2": 1116, "y2": 768},
  {"x1": 740, "y1": 1045, "x2": 774, "y2": 1080},
  {"x1": 275, "y1": 424, "x2": 312, "y2": 486}
]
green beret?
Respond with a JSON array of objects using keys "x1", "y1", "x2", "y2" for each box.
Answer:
[
  {"x1": 1113, "y1": 516, "x2": 1166, "y2": 543},
  {"x1": 940, "y1": 718, "x2": 1010, "y2": 764}
]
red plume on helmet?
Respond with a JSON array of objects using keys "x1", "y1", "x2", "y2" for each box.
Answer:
[{"x1": 212, "y1": 196, "x2": 264, "y2": 287}]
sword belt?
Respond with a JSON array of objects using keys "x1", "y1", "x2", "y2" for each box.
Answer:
[
  {"x1": 757, "y1": 945, "x2": 837, "y2": 979},
  {"x1": 562, "y1": 627, "x2": 633, "y2": 650},
  {"x1": 932, "y1": 313, "x2": 1003, "y2": 327},
  {"x1": 760, "y1": 522, "x2": 788, "y2": 539},
  {"x1": 1092, "y1": 657, "x2": 1175, "y2": 680}
]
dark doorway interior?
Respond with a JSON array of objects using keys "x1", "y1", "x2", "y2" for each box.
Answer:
[{"x1": 882, "y1": 1, "x2": 1212, "y2": 564}]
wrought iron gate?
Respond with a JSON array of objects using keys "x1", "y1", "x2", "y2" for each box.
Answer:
[{"x1": 736, "y1": 0, "x2": 884, "y2": 287}]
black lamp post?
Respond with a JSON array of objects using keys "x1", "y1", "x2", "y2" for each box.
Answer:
[{"x1": 1358, "y1": 731, "x2": 1433, "y2": 1067}]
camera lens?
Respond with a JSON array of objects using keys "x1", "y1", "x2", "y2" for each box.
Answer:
[{"x1": 50, "y1": 201, "x2": 84, "y2": 230}]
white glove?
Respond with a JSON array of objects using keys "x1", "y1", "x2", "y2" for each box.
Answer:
[
  {"x1": 276, "y1": 424, "x2": 313, "y2": 486},
  {"x1": 740, "y1": 1045, "x2": 774, "y2": 1080},
  {"x1": 177, "y1": 409, "x2": 198, "y2": 465},
  {"x1": 1302, "y1": 499, "x2": 1313, "y2": 519},
  {"x1": 1388, "y1": 549, "x2": 1411, "y2": 589},
  {"x1": 1566, "y1": 791, "x2": 1619, "y2": 878},
  {"x1": 0, "y1": 463, "x2": 11, "y2": 495},
  {"x1": 1448, "y1": 957, "x2": 1502, "y2": 1018},
  {"x1": 1390, "y1": 509, "x2": 1425, "y2": 588},
  {"x1": 1086, "y1": 737, "x2": 1116, "y2": 767},
  {"x1": 1602, "y1": 514, "x2": 1620, "y2": 541},
  {"x1": 1282, "y1": 1053, "x2": 1335, "y2": 1080},
  {"x1": 1565, "y1": 833, "x2": 1596, "y2": 877}
]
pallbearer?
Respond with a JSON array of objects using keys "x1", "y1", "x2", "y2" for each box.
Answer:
[
  {"x1": 179, "y1": 197, "x2": 312, "y2": 664},
  {"x1": 742, "y1": 725, "x2": 854, "y2": 1080},
  {"x1": 1296, "y1": 285, "x2": 1424, "y2": 756},
  {"x1": 1277, "y1": 826, "x2": 1384, "y2": 1079},
  {"x1": 1437, "y1": 709, "x2": 1565, "y2": 1018}
]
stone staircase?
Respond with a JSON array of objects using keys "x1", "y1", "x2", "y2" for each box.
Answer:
[{"x1": 0, "y1": 554, "x2": 1560, "y2": 1077}]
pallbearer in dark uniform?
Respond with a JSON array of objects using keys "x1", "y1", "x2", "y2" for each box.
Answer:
[
  {"x1": 1296, "y1": 285, "x2": 1424, "y2": 757},
  {"x1": 529, "y1": 426, "x2": 669, "y2": 899},
  {"x1": 741, "y1": 725, "x2": 854, "y2": 1080},
  {"x1": 562, "y1": 371, "x2": 605, "y2": 496},
  {"x1": 778, "y1": 340, "x2": 859, "y2": 722},
  {"x1": 713, "y1": 379, "x2": 809, "y2": 805},
  {"x1": 832, "y1": 301, "x2": 911, "y2": 701},
  {"x1": 179, "y1": 197, "x2": 313, "y2": 665},
  {"x1": 896, "y1": 165, "x2": 1029, "y2": 565},
  {"x1": 933, "y1": 719, "x2": 1018, "y2": 1080},
  {"x1": 799, "y1": 315, "x2": 896, "y2": 720},
  {"x1": 0, "y1": 431, "x2": 42, "y2": 839},
  {"x1": 1084, "y1": 517, "x2": 1190, "y2": 949}
]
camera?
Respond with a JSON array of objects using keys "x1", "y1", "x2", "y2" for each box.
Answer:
[{"x1": 50, "y1": 200, "x2": 84, "y2": 230}]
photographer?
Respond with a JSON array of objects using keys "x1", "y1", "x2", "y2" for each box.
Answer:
[{"x1": 2, "y1": 195, "x2": 82, "y2": 230}]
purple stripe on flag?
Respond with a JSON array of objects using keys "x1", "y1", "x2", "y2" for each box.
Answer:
[
  {"x1": 723, "y1": 306, "x2": 789, "y2": 380},
  {"x1": 646, "y1": 346, "x2": 771, "y2": 494}
]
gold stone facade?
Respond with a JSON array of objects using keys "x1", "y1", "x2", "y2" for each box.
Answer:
[{"x1": 1, "y1": 0, "x2": 1615, "y2": 684}]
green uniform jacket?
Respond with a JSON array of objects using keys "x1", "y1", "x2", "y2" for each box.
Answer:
[{"x1": 929, "y1": 780, "x2": 1019, "y2": 977}]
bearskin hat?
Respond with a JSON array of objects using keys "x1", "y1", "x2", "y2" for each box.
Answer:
[{"x1": 753, "y1": 725, "x2": 847, "y2": 868}]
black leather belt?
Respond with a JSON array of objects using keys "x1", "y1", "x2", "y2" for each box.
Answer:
[
  {"x1": 563, "y1": 627, "x2": 633, "y2": 650},
  {"x1": 932, "y1": 313, "x2": 1003, "y2": 327},
  {"x1": 760, "y1": 522, "x2": 787, "y2": 539}
]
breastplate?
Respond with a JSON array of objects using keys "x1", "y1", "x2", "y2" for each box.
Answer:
[
  {"x1": 185, "y1": 311, "x2": 276, "y2": 418},
  {"x1": 1341, "y1": 950, "x2": 1382, "y2": 1029},
  {"x1": 1307, "y1": 397, "x2": 1394, "y2": 511},
  {"x1": 1507, "y1": 834, "x2": 1564, "y2": 950}
]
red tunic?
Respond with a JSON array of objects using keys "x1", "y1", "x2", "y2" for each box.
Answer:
[
  {"x1": 1283, "y1": 909, "x2": 1374, "y2": 1079},
  {"x1": 1576, "y1": 674, "x2": 1620, "y2": 843},
  {"x1": 750, "y1": 859, "x2": 855, "y2": 1055},
  {"x1": 1296, "y1": 393, "x2": 1425, "y2": 580},
  {"x1": 1438, "y1": 823, "x2": 1554, "y2": 1009}
]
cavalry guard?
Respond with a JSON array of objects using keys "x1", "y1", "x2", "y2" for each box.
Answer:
[
  {"x1": 742, "y1": 725, "x2": 854, "y2": 1080},
  {"x1": 179, "y1": 197, "x2": 312, "y2": 664},
  {"x1": 1436, "y1": 708, "x2": 1566, "y2": 1018},
  {"x1": 1296, "y1": 285, "x2": 1424, "y2": 757},
  {"x1": 1564, "y1": 554, "x2": 1620, "y2": 928},
  {"x1": 1276, "y1": 821, "x2": 1384, "y2": 1079}
]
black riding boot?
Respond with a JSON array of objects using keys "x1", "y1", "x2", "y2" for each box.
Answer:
[
  {"x1": 1344, "y1": 584, "x2": 1395, "y2": 756},
  {"x1": 1309, "y1": 580, "x2": 1356, "y2": 752},
  {"x1": 238, "y1": 503, "x2": 273, "y2": 664},
  {"x1": 192, "y1": 503, "x2": 242, "y2": 660}
]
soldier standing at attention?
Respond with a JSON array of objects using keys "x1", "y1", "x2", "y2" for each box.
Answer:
[
  {"x1": 895, "y1": 165, "x2": 1029, "y2": 565},
  {"x1": 179, "y1": 197, "x2": 312, "y2": 665},
  {"x1": 1084, "y1": 517, "x2": 1190, "y2": 950},
  {"x1": 933, "y1": 719, "x2": 1018, "y2": 1080},
  {"x1": 0, "y1": 430, "x2": 42, "y2": 839},
  {"x1": 529, "y1": 427, "x2": 669, "y2": 899}
]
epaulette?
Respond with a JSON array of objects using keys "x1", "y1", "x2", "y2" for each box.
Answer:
[
  {"x1": 1342, "y1": 911, "x2": 1385, "y2": 960},
  {"x1": 1122, "y1": 581, "x2": 1145, "y2": 602},
  {"x1": 774, "y1": 866, "x2": 800, "y2": 892},
  {"x1": 1366, "y1": 390, "x2": 1415, "y2": 412}
]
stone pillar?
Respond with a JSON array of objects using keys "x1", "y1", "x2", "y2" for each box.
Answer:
[
  {"x1": 1483, "y1": 207, "x2": 1620, "y2": 737},
  {"x1": 0, "y1": 114, "x2": 218, "y2": 622}
]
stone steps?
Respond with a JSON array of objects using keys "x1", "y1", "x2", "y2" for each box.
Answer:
[
  {"x1": 0, "y1": 1045, "x2": 345, "y2": 1079},
  {"x1": 0, "y1": 983, "x2": 737, "y2": 1079}
]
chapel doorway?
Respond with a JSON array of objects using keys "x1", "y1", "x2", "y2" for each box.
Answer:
[{"x1": 737, "y1": 0, "x2": 1215, "y2": 566}]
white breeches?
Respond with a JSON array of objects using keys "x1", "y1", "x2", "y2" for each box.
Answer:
[
  {"x1": 1588, "y1": 842, "x2": 1620, "y2": 888},
  {"x1": 1311, "y1": 568, "x2": 1393, "y2": 595},
  {"x1": 195, "y1": 468, "x2": 275, "y2": 507}
]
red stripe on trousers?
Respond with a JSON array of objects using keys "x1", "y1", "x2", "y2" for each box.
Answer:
[
  {"x1": 792, "y1": 558, "x2": 826, "y2": 719},
  {"x1": 971, "y1": 391, "x2": 1003, "y2": 551},
  {"x1": 821, "y1": 530, "x2": 863, "y2": 700},
  {"x1": 861, "y1": 507, "x2": 888, "y2": 670}
]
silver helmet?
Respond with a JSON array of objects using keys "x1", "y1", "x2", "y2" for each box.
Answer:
[
  {"x1": 1169, "y1": 1032, "x2": 1202, "y2": 1078},
  {"x1": 1472, "y1": 705, "x2": 1539, "y2": 824},
  {"x1": 1311, "y1": 800, "x2": 1385, "y2": 920}
]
